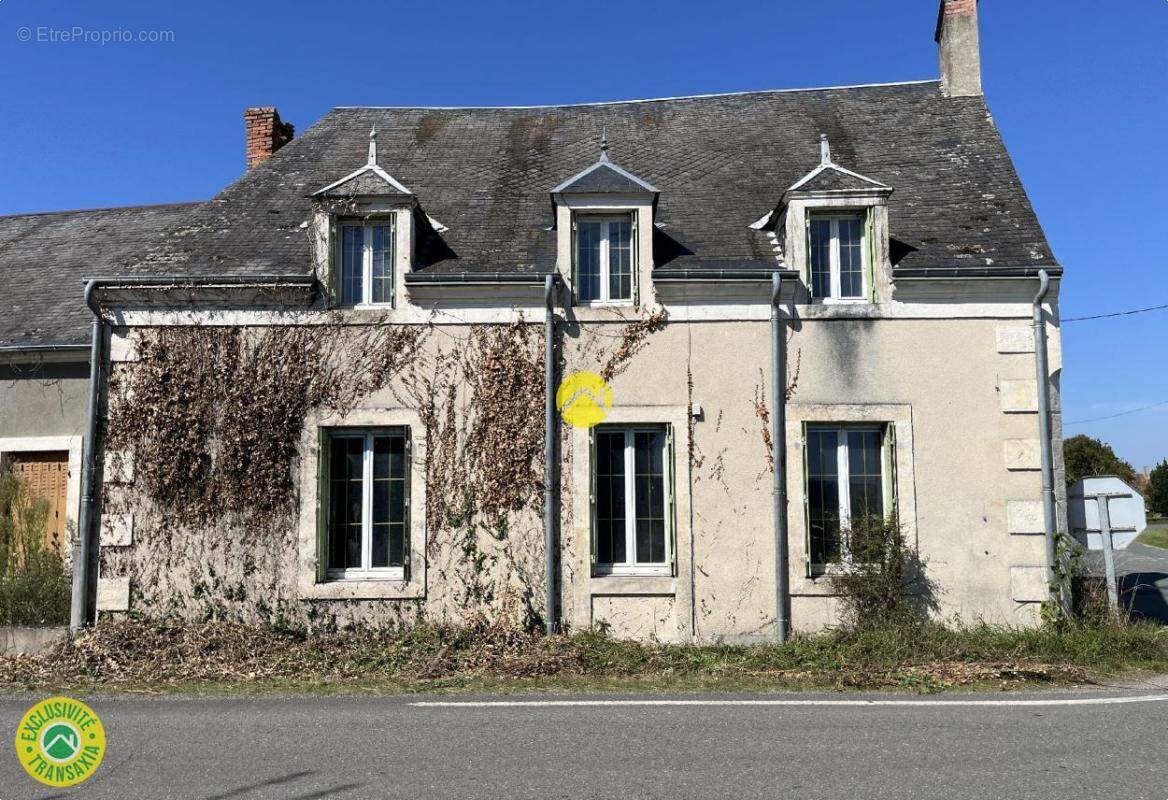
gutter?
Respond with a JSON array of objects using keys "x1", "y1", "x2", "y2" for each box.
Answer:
[
  {"x1": 1032, "y1": 269, "x2": 1062, "y2": 611},
  {"x1": 0, "y1": 344, "x2": 90, "y2": 366},
  {"x1": 652, "y1": 268, "x2": 800, "y2": 283},
  {"x1": 771, "y1": 272, "x2": 790, "y2": 643},
  {"x1": 894, "y1": 266, "x2": 1064, "y2": 280},
  {"x1": 82, "y1": 274, "x2": 318, "y2": 292},
  {"x1": 543, "y1": 275, "x2": 558, "y2": 635},
  {"x1": 404, "y1": 272, "x2": 556, "y2": 286},
  {"x1": 0, "y1": 344, "x2": 90, "y2": 354}
]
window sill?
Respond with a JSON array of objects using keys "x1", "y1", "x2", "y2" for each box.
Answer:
[
  {"x1": 577, "y1": 299, "x2": 635, "y2": 308},
  {"x1": 812, "y1": 297, "x2": 870, "y2": 306},
  {"x1": 298, "y1": 577, "x2": 423, "y2": 601},
  {"x1": 334, "y1": 302, "x2": 396, "y2": 311},
  {"x1": 589, "y1": 574, "x2": 676, "y2": 597}
]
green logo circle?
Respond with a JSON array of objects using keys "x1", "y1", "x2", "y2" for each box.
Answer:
[{"x1": 41, "y1": 723, "x2": 80, "y2": 762}]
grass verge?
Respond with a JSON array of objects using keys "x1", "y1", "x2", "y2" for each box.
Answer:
[
  {"x1": 1137, "y1": 523, "x2": 1168, "y2": 550},
  {"x1": 1, "y1": 617, "x2": 1165, "y2": 696}
]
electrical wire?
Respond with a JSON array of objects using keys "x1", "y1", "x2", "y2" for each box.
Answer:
[
  {"x1": 1063, "y1": 303, "x2": 1168, "y2": 323},
  {"x1": 1065, "y1": 399, "x2": 1168, "y2": 426}
]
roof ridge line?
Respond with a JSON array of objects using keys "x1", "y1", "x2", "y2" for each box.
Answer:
[
  {"x1": 331, "y1": 79, "x2": 940, "y2": 112},
  {"x1": 0, "y1": 201, "x2": 203, "y2": 220}
]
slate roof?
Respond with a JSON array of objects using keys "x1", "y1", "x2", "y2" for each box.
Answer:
[
  {"x1": 0, "y1": 203, "x2": 199, "y2": 349},
  {"x1": 0, "y1": 80, "x2": 1059, "y2": 349},
  {"x1": 126, "y1": 81, "x2": 1054, "y2": 278}
]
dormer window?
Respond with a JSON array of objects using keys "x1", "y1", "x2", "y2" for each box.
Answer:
[
  {"x1": 550, "y1": 131, "x2": 658, "y2": 308},
  {"x1": 763, "y1": 135, "x2": 892, "y2": 305},
  {"x1": 575, "y1": 214, "x2": 634, "y2": 303},
  {"x1": 339, "y1": 221, "x2": 394, "y2": 306},
  {"x1": 312, "y1": 127, "x2": 415, "y2": 310},
  {"x1": 808, "y1": 213, "x2": 867, "y2": 301}
]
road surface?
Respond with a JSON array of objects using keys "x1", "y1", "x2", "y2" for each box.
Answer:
[{"x1": 2, "y1": 688, "x2": 1167, "y2": 799}]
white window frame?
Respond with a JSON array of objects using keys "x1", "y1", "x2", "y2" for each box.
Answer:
[
  {"x1": 338, "y1": 220, "x2": 395, "y2": 307},
  {"x1": 574, "y1": 214, "x2": 635, "y2": 306},
  {"x1": 807, "y1": 424, "x2": 890, "y2": 572},
  {"x1": 593, "y1": 426, "x2": 672, "y2": 577},
  {"x1": 808, "y1": 212, "x2": 868, "y2": 303},
  {"x1": 325, "y1": 430, "x2": 407, "y2": 582}
]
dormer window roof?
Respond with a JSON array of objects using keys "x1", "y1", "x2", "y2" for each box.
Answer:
[
  {"x1": 312, "y1": 128, "x2": 412, "y2": 198},
  {"x1": 784, "y1": 134, "x2": 892, "y2": 199},
  {"x1": 550, "y1": 130, "x2": 658, "y2": 196}
]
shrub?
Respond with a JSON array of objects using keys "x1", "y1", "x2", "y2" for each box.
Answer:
[
  {"x1": 827, "y1": 514, "x2": 936, "y2": 632},
  {"x1": 0, "y1": 472, "x2": 71, "y2": 626}
]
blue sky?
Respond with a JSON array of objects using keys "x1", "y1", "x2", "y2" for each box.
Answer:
[{"x1": 2, "y1": 0, "x2": 1165, "y2": 469}]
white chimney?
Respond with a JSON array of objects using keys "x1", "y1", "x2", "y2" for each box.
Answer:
[{"x1": 935, "y1": 0, "x2": 983, "y2": 98}]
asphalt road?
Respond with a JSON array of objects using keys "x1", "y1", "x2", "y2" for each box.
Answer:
[{"x1": 3, "y1": 689, "x2": 1168, "y2": 800}]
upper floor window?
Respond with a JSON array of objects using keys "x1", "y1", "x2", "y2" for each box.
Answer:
[
  {"x1": 808, "y1": 213, "x2": 867, "y2": 301},
  {"x1": 324, "y1": 428, "x2": 410, "y2": 580},
  {"x1": 338, "y1": 221, "x2": 394, "y2": 306},
  {"x1": 805, "y1": 424, "x2": 891, "y2": 571},
  {"x1": 592, "y1": 425, "x2": 673, "y2": 576},
  {"x1": 575, "y1": 214, "x2": 634, "y2": 304}
]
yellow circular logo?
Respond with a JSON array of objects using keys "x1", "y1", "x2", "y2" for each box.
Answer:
[
  {"x1": 14, "y1": 696, "x2": 106, "y2": 787},
  {"x1": 556, "y1": 371, "x2": 613, "y2": 429}
]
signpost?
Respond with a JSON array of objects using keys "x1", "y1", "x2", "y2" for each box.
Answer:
[
  {"x1": 1092, "y1": 492, "x2": 1125, "y2": 614},
  {"x1": 1068, "y1": 475, "x2": 1150, "y2": 617}
]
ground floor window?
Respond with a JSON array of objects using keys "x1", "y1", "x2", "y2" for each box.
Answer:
[
  {"x1": 805, "y1": 424, "x2": 893, "y2": 571},
  {"x1": 592, "y1": 425, "x2": 673, "y2": 576},
  {"x1": 322, "y1": 428, "x2": 410, "y2": 580}
]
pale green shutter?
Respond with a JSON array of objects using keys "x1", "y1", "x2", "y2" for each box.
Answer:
[
  {"x1": 630, "y1": 212, "x2": 640, "y2": 306},
  {"x1": 328, "y1": 217, "x2": 340, "y2": 307},
  {"x1": 865, "y1": 209, "x2": 877, "y2": 303},
  {"x1": 805, "y1": 216, "x2": 813, "y2": 295},
  {"x1": 316, "y1": 428, "x2": 330, "y2": 583},
  {"x1": 589, "y1": 428, "x2": 598, "y2": 570},
  {"x1": 801, "y1": 422, "x2": 812, "y2": 577},
  {"x1": 666, "y1": 425, "x2": 677, "y2": 577},
  {"x1": 571, "y1": 216, "x2": 579, "y2": 307},
  {"x1": 403, "y1": 429, "x2": 412, "y2": 580},
  {"x1": 883, "y1": 423, "x2": 898, "y2": 520}
]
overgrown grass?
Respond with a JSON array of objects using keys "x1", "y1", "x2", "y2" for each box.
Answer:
[{"x1": 2, "y1": 616, "x2": 1164, "y2": 696}]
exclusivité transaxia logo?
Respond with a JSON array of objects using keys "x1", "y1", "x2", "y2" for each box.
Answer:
[{"x1": 14, "y1": 696, "x2": 106, "y2": 787}]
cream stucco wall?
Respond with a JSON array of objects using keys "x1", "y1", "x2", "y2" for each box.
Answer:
[{"x1": 92, "y1": 292, "x2": 1063, "y2": 642}]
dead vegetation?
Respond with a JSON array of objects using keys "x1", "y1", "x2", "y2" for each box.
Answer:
[
  {"x1": 5, "y1": 614, "x2": 1163, "y2": 694},
  {"x1": 107, "y1": 324, "x2": 423, "y2": 525}
]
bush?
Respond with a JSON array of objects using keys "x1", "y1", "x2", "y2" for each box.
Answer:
[
  {"x1": 827, "y1": 515, "x2": 936, "y2": 632},
  {"x1": 0, "y1": 472, "x2": 71, "y2": 626}
]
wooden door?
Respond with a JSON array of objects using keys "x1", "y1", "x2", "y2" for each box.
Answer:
[{"x1": 9, "y1": 451, "x2": 70, "y2": 553}]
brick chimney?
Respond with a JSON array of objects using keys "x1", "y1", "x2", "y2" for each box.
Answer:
[
  {"x1": 935, "y1": 0, "x2": 982, "y2": 98},
  {"x1": 244, "y1": 107, "x2": 294, "y2": 170}
]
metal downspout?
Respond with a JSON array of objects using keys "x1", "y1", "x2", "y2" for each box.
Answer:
[
  {"x1": 1032, "y1": 269, "x2": 1060, "y2": 607},
  {"x1": 543, "y1": 275, "x2": 557, "y2": 635},
  {"x1": 771, "y1": 273, "x2": 790, "y2": 642},
  {"x1": 70, "y1": 280, "x2": 105, "y2": 632}
]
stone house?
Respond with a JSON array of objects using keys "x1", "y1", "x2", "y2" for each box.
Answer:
[{"x1": 1, "y1": 1, "x2": 1066, "y2": 641}]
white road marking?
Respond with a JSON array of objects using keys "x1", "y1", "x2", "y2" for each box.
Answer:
[{"x1": 413, "y1": 694, "x2": 1168, "y2": 709}]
